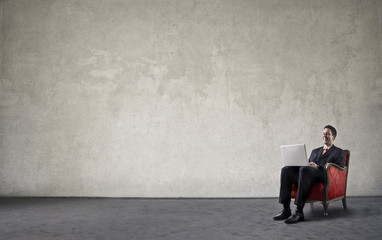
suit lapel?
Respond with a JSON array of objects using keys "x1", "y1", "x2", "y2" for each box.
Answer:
[
  {"x1": 320, "y1": 145, "x2": 335, "y2": 158},
  {"x1": 325, "y1": 145, "x2": 335, "y2": 156},
  {"x1": 318, "y1": 147, "x2": 324, "y2": 157}
]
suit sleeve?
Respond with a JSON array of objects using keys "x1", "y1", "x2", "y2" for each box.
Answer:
[{"x1": 308, "y1": 149, "x2": 318, "y2": 163}]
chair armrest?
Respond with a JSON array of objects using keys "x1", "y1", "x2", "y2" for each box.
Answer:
[
  {"x1": 323, "y1": 163, "x2": 348, "y2": 199},
  {"x1": 324, "y1": 163, "x2": 347, "y2": 172}
]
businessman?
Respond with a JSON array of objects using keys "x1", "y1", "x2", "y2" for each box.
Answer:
[{"x1": 273, "y1": 125, "x2": 345, "y2": 224}]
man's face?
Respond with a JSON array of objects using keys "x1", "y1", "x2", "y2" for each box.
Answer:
[{"x1": 322, "y1": 128, "x2": 335, "y2": 146}]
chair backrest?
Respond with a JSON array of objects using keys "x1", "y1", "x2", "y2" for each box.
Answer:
[
  {"x1": 343, "y1": 150, "x2": 350, "y2": 198},
  {"x1": 344, "y1": 150, "x2": 350, "y2": 167}
]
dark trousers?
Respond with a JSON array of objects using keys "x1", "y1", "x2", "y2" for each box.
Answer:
[{"x1": 278, "y1": 166, "x2": 325, "y2": 210}]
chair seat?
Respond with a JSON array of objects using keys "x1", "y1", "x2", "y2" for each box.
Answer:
[{"x1": 291, "y1": 183, "x2": 324, "y2": 201}]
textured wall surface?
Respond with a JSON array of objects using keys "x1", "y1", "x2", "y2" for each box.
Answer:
[{"x1": 0, "y1": 0, "x2": 381, "y2": 197}]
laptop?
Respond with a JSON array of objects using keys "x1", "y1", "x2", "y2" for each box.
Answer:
[{"x1": 280, "y1": 144, "x2": 308, "y2": 166}]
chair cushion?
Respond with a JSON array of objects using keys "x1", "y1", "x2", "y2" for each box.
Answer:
[{"x1": 291, "y1": 183, "x2": 324, "y2": 200}]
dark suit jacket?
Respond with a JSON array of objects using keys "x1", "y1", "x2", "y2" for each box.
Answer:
[{"x1": 308, "y1": 145, "x2": 345, "y2": 168}]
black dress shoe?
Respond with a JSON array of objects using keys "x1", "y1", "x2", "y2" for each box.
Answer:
[
  {"x1": 273, "y1": 209, "x2": 292, "y2": 220},
  {"x1": 284, "y1": 211, "x2": 304, "y2": 224}
]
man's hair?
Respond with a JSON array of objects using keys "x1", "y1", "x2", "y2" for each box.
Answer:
[{"x1": 324, "y1": 125, "x2": 337, "y2": 137}]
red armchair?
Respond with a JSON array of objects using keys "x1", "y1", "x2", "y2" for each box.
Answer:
[{"x1": 291, "y1": 150, "x2": 350, "y2": 216}]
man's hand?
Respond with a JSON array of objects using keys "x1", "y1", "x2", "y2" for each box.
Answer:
[{"x1": 309, "y1": 162, "x2": 318, "y2": 168}]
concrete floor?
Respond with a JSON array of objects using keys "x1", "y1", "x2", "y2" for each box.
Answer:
[{"x1": 0, "y1": 197, "x2": 381, "y2": 240}]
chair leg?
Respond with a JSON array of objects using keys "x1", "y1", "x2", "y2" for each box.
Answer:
[
  {"x1": 342, "y1": 197, "x2": 347, "y2": 209},
  {"x1": 323, "y1": 203, "x2": 328, "y2": 216}
]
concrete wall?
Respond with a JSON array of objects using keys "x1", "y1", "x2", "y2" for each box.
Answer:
[{"x1": 0, "y1": 0, "x2": 381, "y2": 197}]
